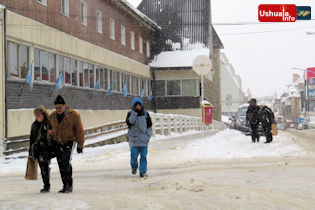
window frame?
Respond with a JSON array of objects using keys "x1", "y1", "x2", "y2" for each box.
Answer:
[
  {"x1": 61, "y1": 0, "x2": 69, "y2": 17},
  {"x1": 121, "y1": 25, "x2": 126, "y2": 46},
  {"x1": 139, "y1": 36, "x2": 143, "y2": 54},
  {"x1": 96, "y1": 10, "x2": 102, "y2": 34},
  {"x1": 80, "y1": 0, "x2": 87, "y2": 26},
  {"x1": 37, "y1": 0, "x2": 47, "y2": 7},
  {"x1": 110, "y1": 18, "x2": 116, "y2": 40},
  {"x1": 146, "y1": 41, "x2": 150, "y2": 57},
  {"x1": 130, "y1": 31, "x2": 135, "y2": 50}
]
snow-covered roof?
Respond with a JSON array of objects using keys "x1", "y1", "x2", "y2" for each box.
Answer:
[
  {"x1": 118, "y1": 0, "x2": 160, "y2": 30},
  {"x1": 150, "y1": 48, "x2": 210, "y2": 68}
]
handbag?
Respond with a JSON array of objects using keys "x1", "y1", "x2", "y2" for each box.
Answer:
[
  {"x1": 25, "y1": 123, "x2": 43, "y2": 180},
  {"x1": 25, "y1": 157, "x2": 38, "y2": 180}
]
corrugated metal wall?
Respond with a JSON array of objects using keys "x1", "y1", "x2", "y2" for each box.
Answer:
[{"x1": 139, "y1": 0, "x2": 210, "y2": 45}]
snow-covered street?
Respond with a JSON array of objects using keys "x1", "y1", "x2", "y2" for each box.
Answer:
[{"x1": 1, "y1": 129, "x2": 315, "y2": 209}]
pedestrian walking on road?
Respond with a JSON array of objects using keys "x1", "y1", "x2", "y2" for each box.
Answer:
[
  {"x1": 258, "y1": 104, "x2": 275, "y2": 144},
  {"x1": 246, "y1": 98, "x2": 260, "y2": 143},
  {"x1": 48, "y1": 95, "x2": 85, "y2": 193},
  {"x1": 29, "y1": 106, "x2": 51, "y2": 193},
  {"x1": 126, "y1": 97, "x2": 152, "y2": 178}
]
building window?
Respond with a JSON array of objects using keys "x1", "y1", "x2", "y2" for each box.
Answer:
[
  {"x1": 122, "y1": 73, "x2": 130, "y2": 93},
  {"x1": 83, "y1": 62, "x2": 89, "y2": 87},
  {"x1": 40, "y1": 50, "x2": 49, "y2": 81},
  {"x1": 104, "y1": 69, "x2": 109, "y2": 90},
  {"x1": 167, "y1": 80, "x2": 181, "y2": 96},
  {"x1": 78, "y1": 61, "x2": 83, "y2": 87},
  {"x1": 89, "y1": 64, "x2": 94, "y2": 88},
  {"x1": 130, "y1": 32, "x2": 135, "y2": 50},
  {"x1": 110, "y1": 70, "x2": 121, "y2": 92},
  {"x1": 61, "y1": 0, "x2": 69, "y2": 17},
  {"x1": 49, "y1": 53, "x2": 56, "y2": 83},
  {"x1": 156, "y1": 80, "x2": 166, "y2": 96},
  {"x1": 37, "y1": 0, "x2": 47, "y2": 6},
  {"x1": 34, "y1": 49, "x2": 40, "y2": 80},
  {"x1": 139, "y1": 36, "x2": 143, "y2": 54},
  {"x1": 140, "y1": 78, "x2": 146, "y2": 95},
  {"x1": 71, "y1": 58, "x2": 77, "y2": 86},
  {"x1": 99, "y1": 68, "x2": 104, "y2": 89},
  {"x1": 146, "y1": 41, "x2": 150, "y2": 57},
  {"x1": 80, "y1": 0, "x2": 87, "y2": 26},
  {"x1": 182, "y1": 79, "x2": 197, "y2": 96},
  {"x1": 110, "y1": 19, "x2": 115, "y2": 40},
  {"x1": 8, "y1": 42, "x2": 29, "y2": 79},
  {"x1": 64, "y1": 57, "x2": 71, "y2": 84},
  {"x1": 96, "y1": 11, "x2": 102, "y2": 34},
  {"x1": 132, "y1": 76, "x2": 139, "y2": 95},
  {"x1": 121, "y1": 25, "x2": 126, "y2": 45}
]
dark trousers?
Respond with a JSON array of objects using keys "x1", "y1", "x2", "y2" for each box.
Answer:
[
  {"x1": 263, "y1": 124, "x2": 273, "y2": 142},
  {"x1": 250, "y1": 123, "x2": 259, "y2": 141},
  {"x1": 54, "y1": 141, "x2": 75, "y2": 188},
  {"x1": 38, "y1": 158, "x2": 51, "y2": 188}
]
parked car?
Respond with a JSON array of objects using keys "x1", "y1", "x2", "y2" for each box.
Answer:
[
  {"x1": 230, "y1": 104, "x2": 265, "y2": 136},
  {"x1": 303, "y1": 117, "x2": 310, "y2": 129},
  {"x1": 309, "y1": 116, "x2": 315, "y2": 129},
  {"x1": 276, "y1": 124, "x2": 286, "y2": 131},
  {"x1": 297, "y1": 123, "x2": 304, "y2": 130}
]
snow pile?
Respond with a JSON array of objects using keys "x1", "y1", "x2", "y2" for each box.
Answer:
[
  {"x1": 150, "y1": 47, "x2": 210, "y2": 68},
  {"x1": 184, "y1": 129, "x2": 306, "y2": 160}
]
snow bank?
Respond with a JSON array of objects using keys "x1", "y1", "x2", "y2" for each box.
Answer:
[{"x1": 184, "y1": 129, "x2": 306, "y2": 160}]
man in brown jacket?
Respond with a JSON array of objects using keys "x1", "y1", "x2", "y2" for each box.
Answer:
[{"x1": 48, "y1": 95, "x2": 84, "y2": 193}]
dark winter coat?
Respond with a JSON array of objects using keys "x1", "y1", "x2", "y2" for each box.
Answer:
[
  {"x1": 48, "y1": 107, "x2": 85, "y2": 149},
  {"x1": 126, "y1": 97, "x2": 152, "y2": 147},
  {"x1": 246, "y1": 104, "x2": 260, "y2": 124},
  {"x1": 29, "y1": 119, "x2": 50, "y2": 160},
  {"x1": 258, "y1": 106, "x2": 275, "y2": 126}
]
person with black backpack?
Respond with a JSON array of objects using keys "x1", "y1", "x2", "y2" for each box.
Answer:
[
  {"x1": 126, "y1": 97, "x2": 152, "y2": 178},
  {"x1": 258, "y1": 104, "x2": 275, "y2": 144},
  {"x1": 246, "y1": 98, "x2": 261, "y2": 143}
]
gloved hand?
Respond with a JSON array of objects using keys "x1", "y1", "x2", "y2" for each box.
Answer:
[
  {"x1": 47, "y1": 138, "x2": 53, "y2": 147},
  {"x1": 77, "y1": 147, "x2": 83, "y2": 154}
]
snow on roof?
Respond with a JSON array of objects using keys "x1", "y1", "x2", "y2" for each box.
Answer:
[
  {"x1": 120, "y1": 0, "x2": 160, "y2": 30},
  {"x1": 150, "y1": 48, "x2": 210, "y2": 68}
]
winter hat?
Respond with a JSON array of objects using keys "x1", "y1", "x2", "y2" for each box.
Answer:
[
  {"x1": 54, "y1": 95, "x2": 66, "y2": 105},
  {"x1": 248, "y1": 98, "x2": 257, "y2": 104}
]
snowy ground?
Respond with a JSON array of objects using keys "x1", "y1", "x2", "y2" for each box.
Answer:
[
  {"x1": 0, "y1": 129, "x2": 314, "y2": 209},
  {"x1": 0, "y1": 129, "x2": 307, "y2": 176}
]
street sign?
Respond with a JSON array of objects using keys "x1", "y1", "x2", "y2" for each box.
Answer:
[{"x1": 193, "y1": 55, "x2": 213, "y2": 80}]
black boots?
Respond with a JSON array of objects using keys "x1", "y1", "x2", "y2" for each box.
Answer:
[
  {"x1": 58, "y1": 185, "x2": 73, "y2": 193},
  {"x1": 40, "y1": 185, "x2": 50, "y2": 193}
]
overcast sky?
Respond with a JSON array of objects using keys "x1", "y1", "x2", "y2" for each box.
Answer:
[{"x1": 127, "y1": 0, "x2": 315, "y2": 97}]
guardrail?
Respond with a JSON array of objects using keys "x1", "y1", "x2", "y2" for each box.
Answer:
[{"x1": 4, "y1": 112, "x2": 224, "y2": 156}]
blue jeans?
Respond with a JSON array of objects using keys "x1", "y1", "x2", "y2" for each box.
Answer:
[{"x1": 130, "y1": 147, "x2": 148, "y2": 175}]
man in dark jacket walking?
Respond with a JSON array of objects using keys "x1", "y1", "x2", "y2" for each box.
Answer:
[
  {"x1": 126, "y1": 97, "x2": 152, "y2": 178},
  {"x1": 48, "y1": 95, "x2": 85, "y2": 193},
  {"x1": 246, "y1": 98, "x2": 260, "y2": 143},
  {"x1": 258, "y1": 104, "x2": 275, "y2": 143}
]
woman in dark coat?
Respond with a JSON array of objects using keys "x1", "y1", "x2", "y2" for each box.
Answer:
[{"x1": 29, "y1": 105, "x2": 51, "y2": 193}]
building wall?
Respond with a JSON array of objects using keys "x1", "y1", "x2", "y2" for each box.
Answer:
[
  {"x1": 138, "y1": 0, "x2": 209, "y2": 45},
  {"x1": 220, "y1": 56, "x2": 246, "y2": 115},
  {"x1": 0, "y1": 0, "x2": 153, "y2": 64},
  {"x1": 204, "y1": 47, "x2": 221, "y2": 121},
  {"x1": 0, "y1": 7, "x2": 5, "y2": 156},
  {"x1": 4, "y1": 10, "x2": 153, "y2": 138},
  {"x1": 157, "y1": 109, "x2": 200, "y2": 117}
]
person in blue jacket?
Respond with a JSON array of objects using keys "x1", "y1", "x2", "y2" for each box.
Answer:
[{"x1": 126, "y1": 97, "x2": 152, "y2": 177}]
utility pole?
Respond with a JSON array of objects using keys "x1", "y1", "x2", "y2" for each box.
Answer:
[{"x1": 208, "y1": 0, "x2": 214, "y2": 70}]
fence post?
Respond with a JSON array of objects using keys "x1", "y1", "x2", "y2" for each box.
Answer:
[
  {"x1": 167, "y1": 116, "x2": 171, "y2": 136},
  {"x1": 151, "y1": 112, "x2": 156, "y2": 136},
  {"x1": 160, "y1": 115, "x2": 165, "y2": 136}
]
